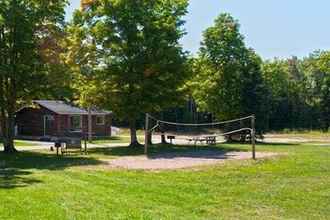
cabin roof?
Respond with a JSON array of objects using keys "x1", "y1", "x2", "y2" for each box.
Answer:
[{"x1": 32, "y1": 100, "x2": 112, "y2": 116}]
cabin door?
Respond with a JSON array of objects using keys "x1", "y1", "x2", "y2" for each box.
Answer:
[{"x1": 43, "y1": 115, "x2": 55, "y2": 136}]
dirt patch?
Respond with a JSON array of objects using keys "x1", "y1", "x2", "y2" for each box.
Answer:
[{"x1": 104, "y1": 151, "x2": 277, "y2": 170}]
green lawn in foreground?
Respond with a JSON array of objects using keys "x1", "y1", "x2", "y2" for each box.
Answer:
[{"x1": 0, "y1": 143, "x2": 329, "y2": 219}]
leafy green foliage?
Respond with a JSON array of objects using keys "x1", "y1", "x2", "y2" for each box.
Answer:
[
  {"x1": 68, "y1": 0, "x2": 189, "y2": 145},
  {"x1": 62, "y1": 10, "x2": 104, "y2": 109},
  {"x1": 191, "y1": 13, "x2": 268, "y2": 130},
  {"x1": 262, "y1": 52, "x2": 330, "y2": 131},
  {"x1": 0, "y1": 0, "x2": 68, "y2": 152}
]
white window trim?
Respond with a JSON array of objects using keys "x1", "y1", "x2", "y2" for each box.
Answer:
[{"x1": 96, "y1": 115, "x2": 105, "y2": 125}]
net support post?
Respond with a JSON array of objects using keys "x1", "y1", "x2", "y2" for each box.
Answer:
[
  {"x1": 251, "y1": 115, "x2": 256, "y2": 160},
  {"x1": 144, "y1": 113, "x2": 149, "y2": 155}
]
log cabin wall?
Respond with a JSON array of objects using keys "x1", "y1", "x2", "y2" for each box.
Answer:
[
  {"x1": 15, "y1": 105, "x2": 112, "y2": 138},
  {"x1": 15, "y1": 107, "x2": 58, "y2": 137},
  {"x1": 81, "y1": 115, "x2": 112, "y2": 137}
]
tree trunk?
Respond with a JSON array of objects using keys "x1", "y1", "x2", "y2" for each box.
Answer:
[
  {"x1": 1, "y1": 111, "x2": 17, "y2": 153},
  {"x1": 147, "y1": 132, "x2": 152, "y2": 145},
  {"x1": 88, "y1": 107, "x2": 92, "y2": 141},
  {"x1": 160, "y1": 112, "x2": 167, "y2": 144},
  {"x1": 129, "y1": 119, "x2": 141, "y2": 147}
]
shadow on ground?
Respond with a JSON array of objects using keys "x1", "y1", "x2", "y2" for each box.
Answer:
[
  {"x1": 0, "y1": 151, "x2": 104, "y2": 189},
  {"x1": 0, "y1": 169, "x2": 42, "y2": 189},
  {"x1": 88, "y1": 143, "x2": 248, "y2": 158},
  {"x1": 257, "y1": 141, "x2": 299, "y2": 146}
]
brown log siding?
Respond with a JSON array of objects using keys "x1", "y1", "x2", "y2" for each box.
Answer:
[{"x1": 15, "y1": 106, "x2": 111, "y2": 137}]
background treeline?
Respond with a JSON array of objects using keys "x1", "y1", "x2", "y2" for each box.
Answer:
[
  {"x1": 162, "y1": 51, "x2": 330, "y2": 133},
  {"x1": 158, "y1": 14, "x2": 330, "y2": 133},
  {"x1": 262, "y1": 53, "x2": 330, "y2": 131},
  {"x1": 125, "y1": 49, "x2": 330, "y2": 134}
]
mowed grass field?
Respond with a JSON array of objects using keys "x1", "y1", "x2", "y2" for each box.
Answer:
[
  {"x1": 91, "y1": 129, "x2": 145, "y2": 144},
  {"x1": 0, "y1": 140, "x2": 41, "y2": 147},
  {"x1": 0, "y1": 142, "x2": 329, "y2": 219}
]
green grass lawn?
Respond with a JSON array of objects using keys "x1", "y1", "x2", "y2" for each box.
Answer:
[
  {"x1": 267, "y1": 130, "x2": 330, "y2": 138},
  {"x1": 0, "y1": 143, "x2": 329, "y2": 219},
  {"x1": 89, "y1": 128, "x2": 145, "y2": 144},
  {"x1": 0, "y1": 140, "x2": 40, "y2": 147},
  {"x1": 91, "y1": 135, "x2": 144, "y2": 144}
]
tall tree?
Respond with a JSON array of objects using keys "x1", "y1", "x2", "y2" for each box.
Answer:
[
  {"x1": 191, "y1": 13, "x2": 268, "y2": 132},
  {"x1": 315, "y1": 51, "x2": 330, "y2": 130},
  {"x1": 0, "y1": 0, "x2": 68, "y2": 153},
  {"x1": 72, "y1": 0, "x2": 189, "y2": 147},
  {"x1": 62, "y1": 9, "x2": 105, "y2": 140},
  {"x1": 262, "y1": 59, "x2": 291, "y2": 130}
]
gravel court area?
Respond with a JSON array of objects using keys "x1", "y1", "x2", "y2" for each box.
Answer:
[{"x1": 106, "y1": 151, "x2": 277, "y2": 170}]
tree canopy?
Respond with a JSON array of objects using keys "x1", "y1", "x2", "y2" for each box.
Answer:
[
  {"x1": 68, "y1": 0, "x2": 189, "y2": 146},
  {"x1": 190, "y1": 13, "x2": 268, "y2": 131},
  {"x1": 0, "y1": 0, "x2": 68, "y2": 153}
]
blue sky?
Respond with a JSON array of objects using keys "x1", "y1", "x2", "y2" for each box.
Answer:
[{"x1": 66, "y1": 0, "x2": 330, "y2": 60}]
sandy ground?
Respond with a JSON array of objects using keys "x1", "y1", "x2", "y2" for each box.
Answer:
[{"x1": 105, "y1": 151, "x2": 277, "y2": 170}]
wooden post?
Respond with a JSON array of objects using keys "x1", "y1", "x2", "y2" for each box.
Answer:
[
  {"x1": 144, "y1": 113, "x2": 149, "y2": 155},
  {"x1": 88, "y1": 107, "x2": 92, "y2": 142},
  {"x1": 84, "y1": 132, "x2": 87, "y2": 154},
  {"x1": 251, "y1": 115, "x2": 256, "y2": 160}
]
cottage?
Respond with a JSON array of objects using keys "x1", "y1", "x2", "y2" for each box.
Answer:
[{"x1": 15, "y1": 100, "x2": 112, "y2": 138}]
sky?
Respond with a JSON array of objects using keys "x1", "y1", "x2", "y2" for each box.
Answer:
[{"x1": 66, "y1": 0, "x2": 330, "y2": 60}]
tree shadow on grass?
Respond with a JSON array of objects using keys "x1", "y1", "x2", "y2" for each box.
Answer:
[
  {"x1": 0, "y1": 169, "x2": 42, "y2": 189},
  {"x1": 0, "y1": 151, "x2": 104, "y2": 189},
  {"x1": 257, "y1": 141, "x2": 300, "y2": 146},
  {"x1": 88, "y1": 146, "x2": 144, "y2": 157},
  {"x1": 147, "y1": 144, "x2": 249, "y2": 160},
  {"x1": 88, "y1": 143, "x2": 247, "y2": 159}
]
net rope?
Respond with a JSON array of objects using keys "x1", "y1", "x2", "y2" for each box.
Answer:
[
  {"x1": 148, "y1": 115, "x2": 253, "y2": 127},
  {"x1": 147, "y1": 115, "x2": 254, "y2": 144}
]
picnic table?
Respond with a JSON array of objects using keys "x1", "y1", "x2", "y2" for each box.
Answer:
[
  {"x1": 205, "y1": 135, "x2": 217, "y2": 145},
  {"x1": 167, "y1": 135, "x2": 176, "y2": 144},
  {"x1": 187, "y1": 135, "x2": 217, "y2": 146}
]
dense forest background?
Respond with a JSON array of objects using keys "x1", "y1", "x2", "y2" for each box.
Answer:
[{"x1": 156, "y1": 51, "x2": 330, "y2": 133}]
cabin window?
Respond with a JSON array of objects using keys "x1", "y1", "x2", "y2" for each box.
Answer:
[
  {"x1": 45, "y1": 115, "x2": 54, "y2": 121},
  {"x1": 96, "y1": 115, "x2": 105, "y2": 125},
  {"x1": 70, "y1": 115, "x2": 82, "y2": 130}
]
